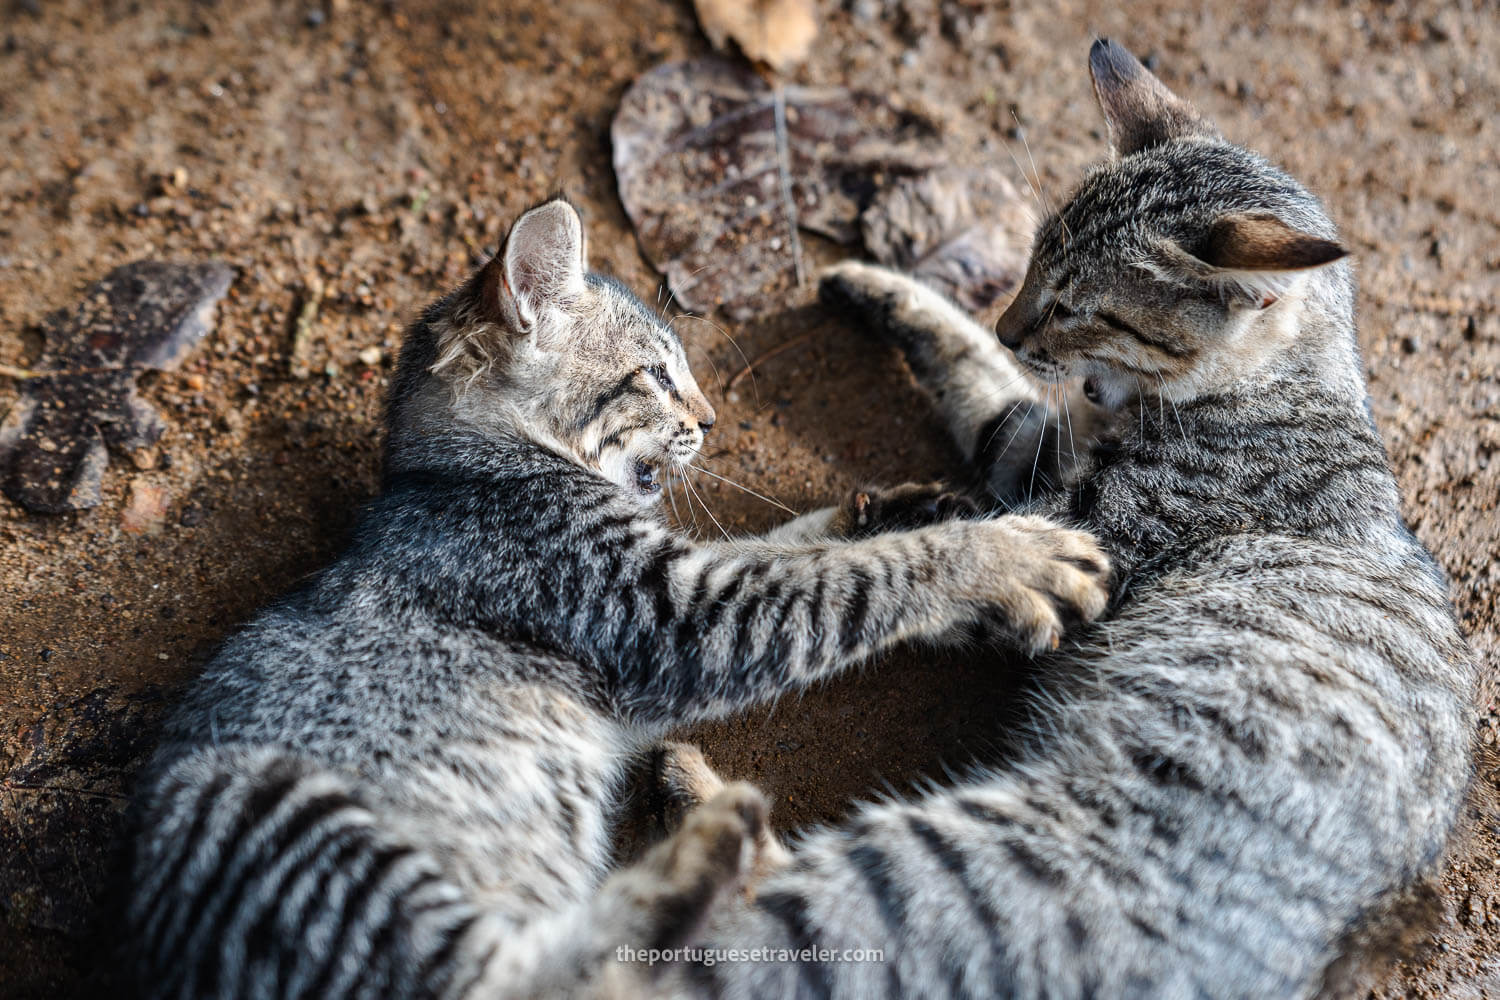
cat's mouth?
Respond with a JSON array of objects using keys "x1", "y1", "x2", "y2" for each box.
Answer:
[{"x1": 634, "y1": 458, "x2": 661, "y2": 495}]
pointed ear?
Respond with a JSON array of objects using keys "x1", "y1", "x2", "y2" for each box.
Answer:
[
  {"x1": 1089, "y1": 38, "x2": 1217, "y2": 157},
  {"x1": 486, "y1": 199, "x2": 588, "y2": 333},
  {"x1": 1151, "y1": 212, "x2": 1348, "y2": 310},
  {"x1": 1198, "y1": 213, "x2": 1348, "y2": 272}
]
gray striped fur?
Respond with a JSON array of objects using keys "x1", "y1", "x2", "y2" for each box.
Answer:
[
  {"x1": 669, "y1": 40, "x2": 1475, "y2": 1000},
  {"x1": 125, "y1": 198, "x2": 1109, "y2": 998}
]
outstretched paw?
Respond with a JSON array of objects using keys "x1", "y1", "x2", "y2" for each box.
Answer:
[
  {"x1": 819, "y1": 260, "x2": 939, "y2": 353},
  {"x1": 955, "y1": 516, "x2": 1112, "y2": 653},
  {"x1": 835, "y1": 481, "x2": 980, "y2": 538},
  {"x1": 819, "y1": 259, "x2": 909, "y2": 310}
]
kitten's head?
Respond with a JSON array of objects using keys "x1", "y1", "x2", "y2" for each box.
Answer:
[
  {"x1": 996, "y1": 40, "x2": 1350, "y2": 406},
  {"x1": 393, "y1": 198, "x2": 715, "y2": 502}
]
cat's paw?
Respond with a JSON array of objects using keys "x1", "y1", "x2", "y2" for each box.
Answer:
[
  {"x1": 623, "y1": 783, "x2": 784, "y2": 950},
  {"x1": 953, "y1": 515, "x2": 1112, "y2": 653},
  {"x1": 834, "y1": 481, "x2": 980, "y2": 538},
  {"x1": 819, "y1": 261, "x2": 934, "y2": 346},
  {"x1": 820, "y1": 259, "x2": 913, "y2": 309}
]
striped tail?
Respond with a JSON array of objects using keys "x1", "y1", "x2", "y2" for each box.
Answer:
[{"x1": 129, "y1": 747, "x2": 482, "y2": 1000}]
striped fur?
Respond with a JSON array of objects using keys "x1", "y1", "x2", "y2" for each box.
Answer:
[
  {"x1": 671, "y1": 40, "x2": 1476, "y2": 1000},
  {"x1": 126, "y1": 198, "x2": 1109, "y2": 998}
]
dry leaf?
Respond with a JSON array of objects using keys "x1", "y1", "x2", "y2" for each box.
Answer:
[
  {"x1": 860, "y1": 165, "x2": 1034, "y2": 313},
  {"x1": 692, "y1": 0, "x2": 818, "y2": 74},
  {"x1": 0, "y1": 260, "x2": 232, "y2": 513},
  {"x1": 613, "y1": 57, "x2": 942, "y2": 319}
]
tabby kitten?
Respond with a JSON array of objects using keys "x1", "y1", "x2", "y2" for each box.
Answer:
[
  {"x1": 671, "y1": 41, "x2": 1476, "y2": 999},
  {"x1": 125, "y1": 198, "x2": 1109, "y2": 999}
]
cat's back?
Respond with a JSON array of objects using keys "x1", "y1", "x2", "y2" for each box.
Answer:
[{"x1": 1012, "y1": 526, "x2": 1469, "y2": 983}]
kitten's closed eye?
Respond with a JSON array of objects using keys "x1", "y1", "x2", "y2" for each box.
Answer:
[{"x1": 646, "y1": 364, "x2": 675, "y2": 391}]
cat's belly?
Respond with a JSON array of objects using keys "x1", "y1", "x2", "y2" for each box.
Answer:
[{"x1": 367, "y1": 682, "x2": 640, "y2": 921}]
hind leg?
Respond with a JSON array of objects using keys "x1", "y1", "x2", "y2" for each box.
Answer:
[
  {"x1": 586, "y1": 782, "x2": 786, "y2": 997},
  {"x1": 650, "y1": 741, "x2": 789, "y2": 882},
  {"x1": 483, "y1": 781, "x2": 785, "y2": 999},
  {"x1": 821, "y1": 261, "x2": 1097, "y2": 506}
]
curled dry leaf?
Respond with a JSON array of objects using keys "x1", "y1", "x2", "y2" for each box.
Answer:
[
  {"x1": 860, "y1": 165, "x2": 1034, "y2": 313},
  {"x1": 692, "y1": 0, "x2": 818, "y2": 74},
  {"x1": 613, "y1": 57, "x2": 942, "y2": 320}
]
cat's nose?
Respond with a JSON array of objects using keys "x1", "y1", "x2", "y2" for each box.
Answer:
[
  {"x1": 995, "y1": 304, "x2": 1027, "y2": 351},
  {"x1": 698, "y1": 413, "x2": 715, "y2": 433}
]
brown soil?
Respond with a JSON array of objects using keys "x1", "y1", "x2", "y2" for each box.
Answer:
[{"x1": 1, "y1": 1, "x2": 1496, "y2": 996}]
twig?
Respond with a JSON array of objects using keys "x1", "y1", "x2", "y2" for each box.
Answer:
[
  {"x1": 1, "y1": 780, "x2": 130, "y2": 803},
  {"x1": 771, "y1": 83, "x2": 806, "y2": 288},
  {"x1": 0, "y1": 363, "x2": 117, "y2": 380},
  {"x1": 726, "y1": 323, "x2": 827, "y2": 390},
  {"x1": 289, "y1": 278, "x2": 325, "y2": 379}
]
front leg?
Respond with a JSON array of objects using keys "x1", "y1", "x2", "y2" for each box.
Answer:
[
  {"x1": 759, "y1": 483, "x2": 979, "y2": 545},
  {"x1": 821, "y1": 260, "x2": 1103, "y2": 506},
  {"x1": 594, "y1": 514, "x2": 1111, "y2": 728}
]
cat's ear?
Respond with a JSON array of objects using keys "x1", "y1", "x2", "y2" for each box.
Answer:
[
  {"x1": 484, "y1": 198, "x2": 589, "y2": 334},
  {"x1": 1154, "y1": 212, "x2": 1348, "y2": 310},
  {"x1": 1088, "y1": 38, "x2": 1217, "y2": 157}
]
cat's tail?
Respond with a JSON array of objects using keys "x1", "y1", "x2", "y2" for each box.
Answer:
[
  {"x1": 128, "y1": 745, "x2": 481, "y2": 1000},
  {"x1": 128, "y1": 745, "x2": 775, "y2": 1000}
]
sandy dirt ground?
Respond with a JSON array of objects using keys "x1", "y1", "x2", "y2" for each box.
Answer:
[{"x1": 1, "y1": 1, "x2": 1496, "y2": 996}]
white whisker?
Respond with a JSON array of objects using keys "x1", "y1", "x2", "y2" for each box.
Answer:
[
  {"x1": 1014, "y1": 110, "x2": 1070, "y2": 246},
  {"x1": 1028, "y1": 384, "x2": 1049, "y2": 504},
  {"x1": 980, "y1": 397, "x2": 1029, "y2": 457},
  {"x1": 666, "y1": 467, "x2": 684, "y2": 527},
  {"x1": 683, "y1": 472, "x2": 731, "y2": 541},
  {"x1": 1157, "y1": 372, "x2": 1188, "y2": 444},
  {"x1": 1135, "y1": 375, "x2": 1145, "y2": 439},
  {"x1": 999, "y1": 131, "x2": 1042, "y2": 207},
  {"x1": 672, "y1": 313, "x2": 760, "y2": 407},
  {"x1": 689, "y1": 464, "x2": 799, "y2": 516},
  {"x1": 1060, "y1": 383, "x2": 1078, "y2": 468}
]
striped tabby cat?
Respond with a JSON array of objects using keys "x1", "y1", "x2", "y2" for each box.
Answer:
[
  {"x1": 125, "y1": 198, "x2": 1110, "y2": 999},
  {"x1": 669, "y1": 40, "x2": 1476, "y2": 1000}
]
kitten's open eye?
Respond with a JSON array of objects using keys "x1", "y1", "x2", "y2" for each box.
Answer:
[{"x1": 645, "y1": 364, "x2": 675, "y2": 391}]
